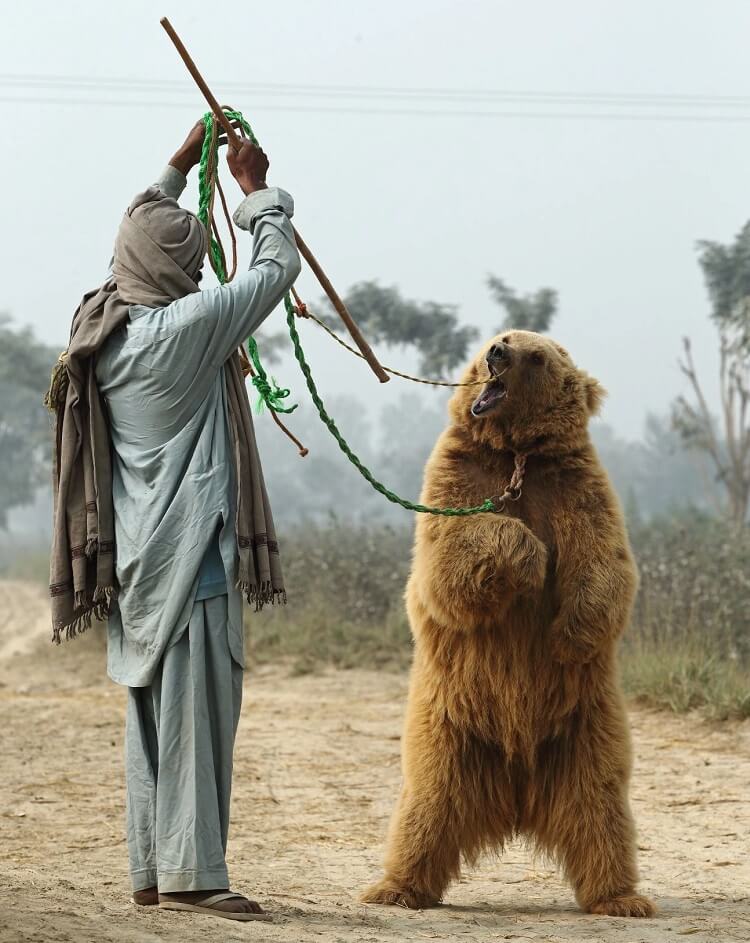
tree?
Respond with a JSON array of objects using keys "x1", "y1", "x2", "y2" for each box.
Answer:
[
  {"x1": 252, "y1": 328, "x2": 287, "y2": 365},
  {"x1": 319, "y1": 281, "x2": 479, "y2": 378},
  {"x1": 672, "y1": 224, "x2": 750, "y2": 526},
  {"x1": 592, "y1": 415, "x2": 719, "y2": 521},
  {"x1": 486, "y1": 276, "x2": 558, "y2": 333},
  {"x1": 0, "y1": 316, "x2": 59, "y2": 528}
]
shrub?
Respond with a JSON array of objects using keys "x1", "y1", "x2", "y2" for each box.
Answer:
[
  {"x1": 246, "y1": 519, "x2": 413, "y2": 672},
  {"x1": 248, "y1": 515, "x2": 750, "y2": 717},
  {"x1": 629, "y1": 512, "x2": 750, "y2": 660}
]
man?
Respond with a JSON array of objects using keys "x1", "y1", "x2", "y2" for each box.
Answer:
[{"x1": 47, "y1": 121, "x2": 301, "y2": 921}]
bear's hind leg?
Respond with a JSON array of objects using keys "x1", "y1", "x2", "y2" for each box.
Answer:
[
  {"x1": 533, "y1": 704, "x2": 655, "y2": 918},
  {"x1": 360, "y1": 780, "x2": 459, "y2": 909},
  {"x1": 362, "y1": 718, "x2": 508, "y2": 909}
]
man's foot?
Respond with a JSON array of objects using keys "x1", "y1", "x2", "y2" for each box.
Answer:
[
  {"x1": 132, "y1": 886, "x2": 158, "y2": 906},
  {"x1": 159, "y1": 889, "x2": 269, "y2": 921}
]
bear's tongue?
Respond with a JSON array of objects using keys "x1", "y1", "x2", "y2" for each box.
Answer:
[{"x1": 471, "y1": 380, "x2": 507, "y2": 417}]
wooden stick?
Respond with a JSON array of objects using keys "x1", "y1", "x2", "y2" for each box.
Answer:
[
  {"x1": 159, "y1": 17, "x2": 390, "y2": 384},
  {"x1": 160, "y1": 17, "x2": 242, "y2": 151},
  {"x1": 290, "y1": 226, "x2": 389, "y2": 382}
]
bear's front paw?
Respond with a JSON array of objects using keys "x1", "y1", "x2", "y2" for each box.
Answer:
[
  {"x1": 550, "y1": 624, "x2": 597, "y2": 664},
  {"x1": 476, "y1": 519, "x2": 548, "y2": 595},
  {"x1": 586, "y1": 894, "x2": 656, "y2": 918},
  {"x1": 361, "y1": 879, "x2": 441, "y2": 909},
  {"x1": 511, "y1": 528, "x2": 548, "y2": 592}
]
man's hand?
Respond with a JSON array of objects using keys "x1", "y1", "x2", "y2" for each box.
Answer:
[
  {"x1": 168, "y1": 120, "x2": 206, "y2": 177},
  {"x1": 168, "y1": 118, "x2": 241, "y2": 177},
  {"x1": 227, "y1": 140, "x2": 269, "y2": 196}
]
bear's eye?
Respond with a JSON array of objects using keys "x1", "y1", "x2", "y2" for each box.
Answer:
[
  {"x1": 530, "y1": 352, "x2": 545, "y2": 366},
  {"x1": 502, "y1": 335, "x2": 512, "y2": 344}
]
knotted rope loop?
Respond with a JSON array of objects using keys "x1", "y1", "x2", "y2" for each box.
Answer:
[
  {"x1": 246, "y1": 338, "x2": 296, "y2": 415},
  {"x1": 291, "y1": 285, "x2": 309, "y2": 317},
  {"x1": 489, "y1": 453, "x2": 527, "y2": 511}
]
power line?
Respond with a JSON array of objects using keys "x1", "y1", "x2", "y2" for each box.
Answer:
[
  {"x1": 5, "y1": 93, "x2": 750, "y2": 123},
  {"x1": 3, "y1": 72, "x2": 750, "y2": 109}
]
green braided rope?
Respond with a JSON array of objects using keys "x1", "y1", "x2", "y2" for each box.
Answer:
[
  {"x1": 284, "y1": 295, "x2": 498, "y2": 516},
  {"x1": 246, "y1": 336, "x2": 296, "y2": 414},
  {"x1": 197, "y1": 109, "x2": 255, "y2": 282},
  {"x1": 197, "y1": 109, "x2": 295, "y2": 414},
  {"x1": 196, "y1": 107, "x2": 497, "y2": 515}
]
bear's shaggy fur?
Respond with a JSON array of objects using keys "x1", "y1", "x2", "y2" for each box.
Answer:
[{"x1": 362, "y1": 330, "x2": 655, "y2": 918}]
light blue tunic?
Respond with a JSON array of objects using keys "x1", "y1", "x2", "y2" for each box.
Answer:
[{"x1": 96, "y1": 167, "x2": 301, "y2": 687}]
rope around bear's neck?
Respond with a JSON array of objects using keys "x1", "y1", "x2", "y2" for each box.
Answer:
[{"x1": 198, "y1": 108, "x2": 521, "y2": 516}]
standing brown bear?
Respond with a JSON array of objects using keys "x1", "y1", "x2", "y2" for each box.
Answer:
[{"x1": 362, "y1": 330, "x2": 655, "y2": 918}]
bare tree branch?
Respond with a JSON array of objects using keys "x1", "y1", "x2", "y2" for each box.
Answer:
[{"x1": 677, "y1": 337, "x2": 725, "y2": 474}]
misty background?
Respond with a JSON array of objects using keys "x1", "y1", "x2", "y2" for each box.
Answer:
[
  {"x1": 2, "y1": 0, "x2": 750, "y2": 534},
  {"x1": 0, "y1": 1, "x2": 748, "y2": 724}
]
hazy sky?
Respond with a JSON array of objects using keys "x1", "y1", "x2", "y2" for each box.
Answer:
[{"x1": 4, "y1": 0, "x2": 750, "y2": 440}]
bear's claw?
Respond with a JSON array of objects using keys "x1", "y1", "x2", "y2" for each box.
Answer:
[
  {"x1": 586, "y1": 894, "x2": 656, "y2": 918},
  {"x1": 360, "y1": 880, "x2": 441, "y2": 910}
]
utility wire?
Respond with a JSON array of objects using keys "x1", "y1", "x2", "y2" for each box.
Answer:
[
  {"x1": 5, "y1": 94, "x2": 750, "y2": 123},
  {"x1": 4, "y1": 72, "x2": 750, "y2": 122},
  {"x1": 3, "y1": 72, "x2": 750, "y2": 108}
]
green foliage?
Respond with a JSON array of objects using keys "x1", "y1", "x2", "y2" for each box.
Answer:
[
  {"x1": 697, "y1": 223, "x2": 750, "y2": 344},
  {"x1": 486, "y1": 276, "x2": 558, "y2": 333},
  {"x1": 319, "y1": 281, "x2": 479, "y2": 378},
  {"x1": 0, "y1": 316, "x2": 59, "y2": 528}
]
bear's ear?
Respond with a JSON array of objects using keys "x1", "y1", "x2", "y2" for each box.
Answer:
[{"x1": 584, "y1": 375, "x2": 606, "y2": 415}]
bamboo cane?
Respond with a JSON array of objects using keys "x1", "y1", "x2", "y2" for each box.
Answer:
[{"x1": 159, "y1": 16, "x2": 390, "y2": 384}]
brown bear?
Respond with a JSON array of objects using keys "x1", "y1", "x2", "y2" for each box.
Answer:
[{"x1": 361, "y1": 330, "x2": 655, "y2": 918}]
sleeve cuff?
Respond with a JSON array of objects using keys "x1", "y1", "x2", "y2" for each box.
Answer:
[
  {"x1": 233, "y1": 187, "x2": 295, "y2": 233},
  {"x1": 157, "y1": 165, "x2": 188, "y2": 200}
]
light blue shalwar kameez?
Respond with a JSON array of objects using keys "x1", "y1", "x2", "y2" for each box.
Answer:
[{"x1": 95, "y1": 166, "x2": 300, "y2": 892}]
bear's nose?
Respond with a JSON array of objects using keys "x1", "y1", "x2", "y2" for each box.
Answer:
[{"x1": 487, "y1": 342, "x2": 509, "y2": 361}]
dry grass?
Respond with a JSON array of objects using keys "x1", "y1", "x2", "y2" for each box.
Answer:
[
  {"x1": 619, "y1": 635, "x2": 750, "y2": 720},
  {"x1": 6, "y1": 516, "x2": 749, "y2": 719},
  {"x1": 247, "y1": 517, "x2": 750, "y2": 719}
]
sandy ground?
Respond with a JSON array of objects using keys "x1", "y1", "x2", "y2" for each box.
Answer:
[{"x1": 0, "y1": 580, "x2": 749, "y2": 943}]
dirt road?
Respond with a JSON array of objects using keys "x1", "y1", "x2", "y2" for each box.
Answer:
[{"x1": 0, "y1": 580, "x2": 748, "y2": 943}]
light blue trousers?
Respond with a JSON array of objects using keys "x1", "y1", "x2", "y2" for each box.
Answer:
[{"x1": 124, "y1": 595, "x2": 243, "y2": 893}]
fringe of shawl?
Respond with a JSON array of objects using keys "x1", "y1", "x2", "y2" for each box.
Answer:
[
  {"x1": 52, "y1": 585, "x2": 117, "y2": 644},
  {"x1": 236, "y1": 578, "x2": 287, "y2": 612}
]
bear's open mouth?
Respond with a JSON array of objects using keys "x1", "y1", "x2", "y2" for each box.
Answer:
[{"x1": 471, "y1": 378, "x2": 507, "y2": 417}]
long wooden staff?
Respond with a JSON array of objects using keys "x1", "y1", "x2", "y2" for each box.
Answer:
[{"x1": 160, "y1": 16, "x2": 390, "y2": 384}]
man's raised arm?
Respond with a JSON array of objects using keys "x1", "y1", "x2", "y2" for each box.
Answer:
[{"x1": 194, "y1": 137, "x2": 301, "y2": 366}]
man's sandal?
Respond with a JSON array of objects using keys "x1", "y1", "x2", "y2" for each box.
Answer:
[{"x1": 159, "y1": 892, "x2": 272, "y2": 922}]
